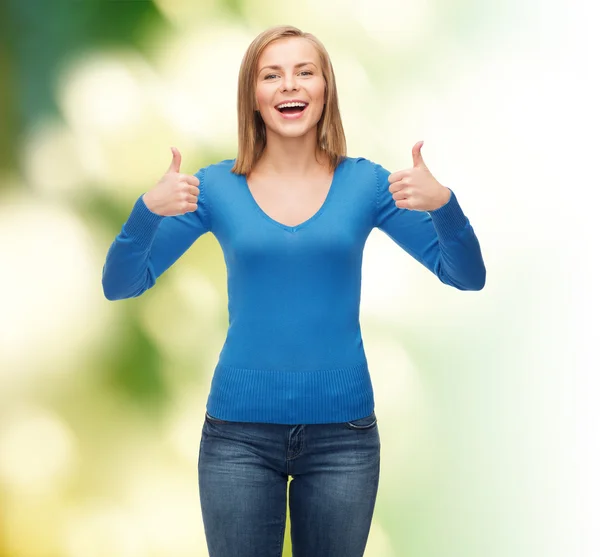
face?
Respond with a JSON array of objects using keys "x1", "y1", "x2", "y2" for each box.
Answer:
[{"x1": 255, "y1": 37, "x2": 326, "y2": 141}]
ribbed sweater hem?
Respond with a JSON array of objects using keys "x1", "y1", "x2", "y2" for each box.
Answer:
[
  {"x1": 428, "y1": 189, "x2": 469, "y2": 241},
  {"x1": 122, "y1": 194, "x2": 165, "y2": 250},
  {"x1": 206, "y1": 361, "x2": 375, "y2": 425}
]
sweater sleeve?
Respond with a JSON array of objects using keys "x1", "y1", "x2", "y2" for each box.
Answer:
[
  {"x1": 101, "y1": 167, "x2": 212, "y2": 300},
  {"x1": 372, "y1": 161, "x2": 486, "y2": 291}
]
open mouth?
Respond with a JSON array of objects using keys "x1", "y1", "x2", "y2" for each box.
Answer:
[{"x1": 276, "y1": 102, "x2": 308, "y2": 115}]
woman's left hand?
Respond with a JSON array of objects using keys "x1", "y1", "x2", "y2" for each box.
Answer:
[{"x1": 388, "y1": 141, "x2": 452, "y2": 212}]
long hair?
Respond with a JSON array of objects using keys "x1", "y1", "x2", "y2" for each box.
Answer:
[{"x1": 231, "y1": 25, "x2": 347, "y2": 175}]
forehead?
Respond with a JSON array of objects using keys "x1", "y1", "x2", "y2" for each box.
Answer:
[{"x1": 258, "y1": 37, "x2": 320, "y2": 67}]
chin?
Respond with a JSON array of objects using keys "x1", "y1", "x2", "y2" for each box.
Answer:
[
  {"x1": 279, "y1": 128, "x2": 315, "y2": 138},
  {"x1": 270, "y1": 120, "x2": 319, "y2": 138}
]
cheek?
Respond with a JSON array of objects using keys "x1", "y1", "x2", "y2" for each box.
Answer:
[
  {"x1": 311, "y1": 87, "x2": 326, "y2": 114},
  {"x1": 311, "y1": 80, "x2": 326, "y2": 104},
  {"x1": 255, "y1": 86, "x2": 271, "y2": 109}
]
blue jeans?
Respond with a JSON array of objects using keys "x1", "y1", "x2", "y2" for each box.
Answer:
[{"x1": 198, "y1": 410, "x2": 381, "y2": 557}]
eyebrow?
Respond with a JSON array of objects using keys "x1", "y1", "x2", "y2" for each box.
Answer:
[{"x1": 259, "y1": 62, "x2": 317, "y2": 73}]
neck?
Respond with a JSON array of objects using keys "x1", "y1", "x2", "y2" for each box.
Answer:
[{"x1": 255, "y1": 131, "x2": 327, "y2": 178}]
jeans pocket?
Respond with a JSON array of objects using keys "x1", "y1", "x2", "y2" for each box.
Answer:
[
  {"x1": 205, "y1": 411, "x2": 229, "y2": 424},
  {"x1": 344, "y1": 411, "x2": 377, "y2": 430}
]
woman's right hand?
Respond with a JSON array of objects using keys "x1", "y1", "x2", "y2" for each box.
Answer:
[{"x1": 143, "y1": 147, "x2": 200, "y2": 216}]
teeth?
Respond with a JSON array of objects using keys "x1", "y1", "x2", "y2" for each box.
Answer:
[{"x1": 276, "y1": 102, "x2": 307, "y2": 109}]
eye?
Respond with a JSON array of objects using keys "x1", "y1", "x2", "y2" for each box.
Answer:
[
  {"x1": 300, "y1": 71, "x2": 313, "y2": 76},
  {"x1": 264, "y1": 74, "x2": 277, "y2": 80}
]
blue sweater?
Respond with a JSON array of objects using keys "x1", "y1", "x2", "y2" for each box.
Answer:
[{"x1": 102, "y1": 156, "x2": 485, "y2": 424}]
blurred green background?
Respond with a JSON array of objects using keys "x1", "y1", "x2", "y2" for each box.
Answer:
[{"x1": 1, "y1": 0, "x2": 594, "y2": 556}]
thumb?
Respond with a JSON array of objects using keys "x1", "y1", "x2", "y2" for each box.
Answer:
[
  {"x1": 167, "y1": 146, "x2": 182, "y2": 173},
  {"x1": 412, "y1": 140, "x2": 425, "y2": 168}
]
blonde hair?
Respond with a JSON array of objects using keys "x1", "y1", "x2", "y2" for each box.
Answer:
[{"x1": 231, "y1": 25, "x2": 347, "y2": 175}]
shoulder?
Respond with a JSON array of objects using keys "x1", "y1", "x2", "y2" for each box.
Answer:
[
  {"x1": 195, "y1": 158, "x2": 236, "y2": 178},
  {"x1": 341, "y1": 156, "x2": 382, "y2": 171},
  {"x1": 193, "y1": 158, "x2": 241, "y2": 190},
  {"x1": 339, "y1": 156, "x2": 388, "y2": 184}
]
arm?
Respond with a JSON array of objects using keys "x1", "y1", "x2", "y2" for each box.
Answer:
[
  {"x1": 101, "y1": 169, "x2": 211, "y2": 301},
  {"x1": 372, "y1": 161, "x2": 486, "y2": 291}
]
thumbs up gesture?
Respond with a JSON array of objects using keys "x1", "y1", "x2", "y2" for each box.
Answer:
[
  {"x1": 388, "y1": 141, "x2": 451, "y2": 212},
  {"x1": 142, "y1": 147, "x2": 201, "y2": 216}
]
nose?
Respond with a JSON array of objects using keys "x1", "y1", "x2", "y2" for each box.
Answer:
[{"x1": 280, "y1": 72, "x2": 299, "y2": 92}]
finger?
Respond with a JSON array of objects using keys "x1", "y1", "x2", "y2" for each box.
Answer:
[
  {"x1": 388, "y1": 169, "x2": 411, "y2": 183},
  {"x1": 186, "y1": 185, "x2": 200, "y2": 197},
  {"x1": 393, "y1": 188, "x2": 410, "y2": 201},
  {"x1": 388, "y1": 179, "x2": 408, "y2": 194},
  {"x1": 395, "y1": 198, "x2": 413, "y2": 210},
  {"x1": 181, "y1": 174, "x2": 200, "y2": 187},
  {"x1": 186, "y1": 193, "x2": 198, "y2": 203},
  {"x1": 412, "y1": 141, "x2": 425, "y2": 167},
  {"x1": 168, "y1": 147, "x2": 182, "y2": 173},
  {"x1": 178, "y1": 184, "x2": 198, "y2": 200}
]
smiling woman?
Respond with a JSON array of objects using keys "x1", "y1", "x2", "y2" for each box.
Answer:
[
  {"x1": 101, "y1": 23, "x2": 486, "y2": 557},
  {"x1": 232, "y1": 26, "x2": 346, "y2": 176}
]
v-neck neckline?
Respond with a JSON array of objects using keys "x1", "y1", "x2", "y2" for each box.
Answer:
[{"x1": 242, "y1": 158, "x2": 346, "y2": 232}]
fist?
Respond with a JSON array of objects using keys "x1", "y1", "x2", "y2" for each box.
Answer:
[
  {"x1": 143, "y1": 147, "x2": 200, "y2": 216},
  {"x1": 388, "y1": 141, "x2": 451, "y2": 212}
]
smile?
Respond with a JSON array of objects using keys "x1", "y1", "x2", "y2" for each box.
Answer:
[{"x1": 275, "y1": 101, "x2": 308, "y2": 120}]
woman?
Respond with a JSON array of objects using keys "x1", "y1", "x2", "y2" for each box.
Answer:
[{"x1": 102, "y1": 25, "x2": 485, "y2": 557}]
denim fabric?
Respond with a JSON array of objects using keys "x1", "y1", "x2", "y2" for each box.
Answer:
[{"x1": 198, "y1": 411, "x2": 381, "y2": 557}]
